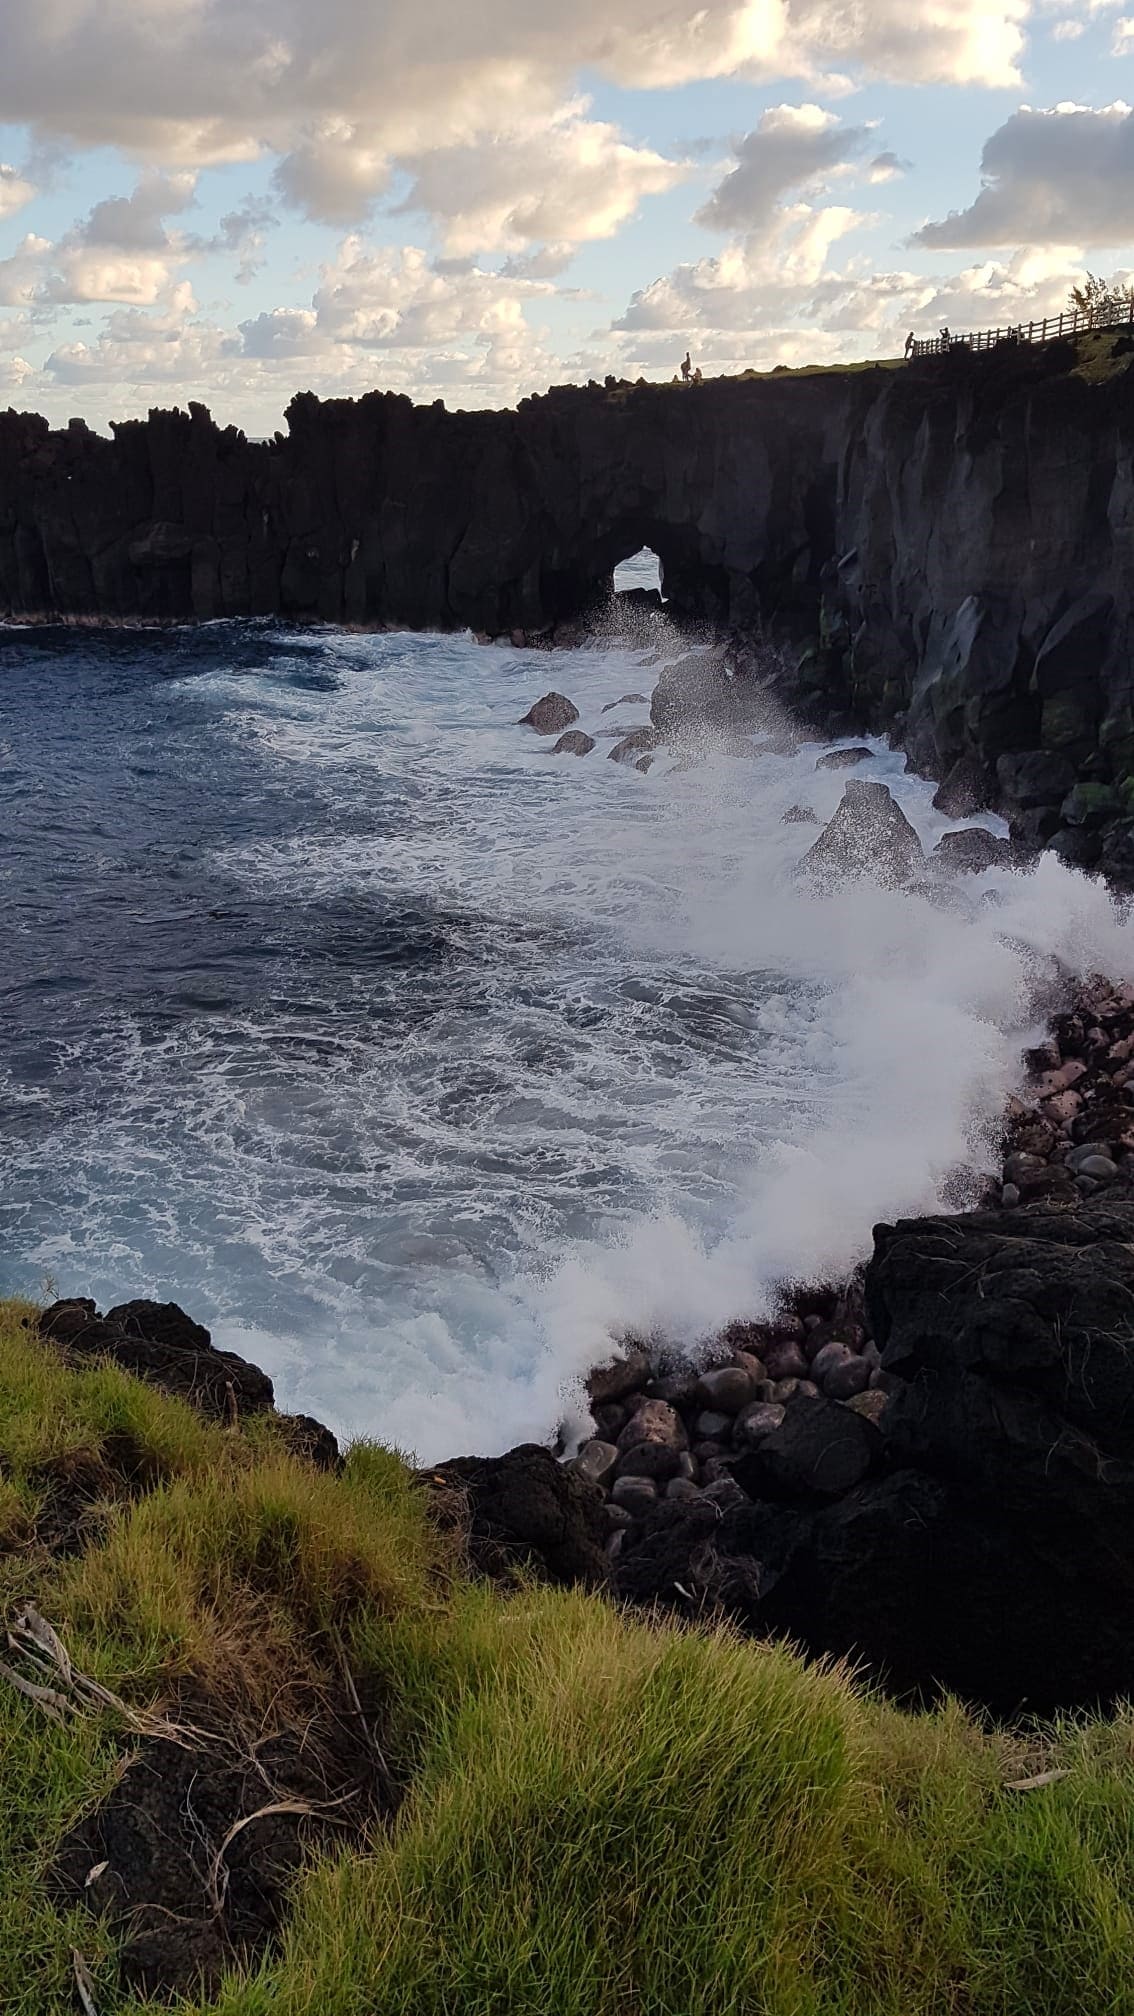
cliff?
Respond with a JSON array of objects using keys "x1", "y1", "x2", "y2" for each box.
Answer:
[
  {"x1": 5, "y1": 340, "x2": 1134, "y2": 866},
  {"x1": 0, "y1": 374, "x2": 856, "y2": 635}
]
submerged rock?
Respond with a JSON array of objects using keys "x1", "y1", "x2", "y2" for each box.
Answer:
[
  {"x1": 782, "y1": 804, "x2": 819, "y2": 825},
  {"x1": 609, "y1": 726, "x2": 665, "y2": 764},
  {"x1": 519, "y1": 692, "x2": 579, "y2": 735},
  {"x1": 800, "y1": 781, "x2": 924, "y2": 888},
  {"x1": 601, "y1": 694, "x2": 647, "y2": 711},
  {"x1": 933, "y1": 755, "x2": 994, "y2": 820},
  {"x1": 815, "y1": 746, "x2": 872, "y2": 771},
  {"x1": 551, "y1": 729, "x2": 595, "y2": 756}
]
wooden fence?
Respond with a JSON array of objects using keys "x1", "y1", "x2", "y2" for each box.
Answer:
[{"x1": 908, "y1": 297, "x2": 1134, "y2": 360}]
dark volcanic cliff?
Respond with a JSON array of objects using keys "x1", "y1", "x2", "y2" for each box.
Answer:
[
  {"x1": 0, "y1": 375, "x2": 853, "y2": 636},
  {"x1": 4, "y1": 342, "x2": 1134, "y2": 863}
]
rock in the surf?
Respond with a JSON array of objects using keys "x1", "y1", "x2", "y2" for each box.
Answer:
[
  {"x1": 519, "y1": 692, "x2": 579, "y2": 735},
  {"x1": 609, "y1": 726, "x2": 665, "y2": 764},
  {"x1": 932, "y1": 828, "x2": 1012, "y2": 873},
  {"x1": 801, "y1": 781, "x2": 924, "y2": 889},
  {"x1": 815, "y1": 747, "x2": 872, "y2": 771},
  {"x1": 552, "y1": 730, "x2": 595, "y2": 756}
]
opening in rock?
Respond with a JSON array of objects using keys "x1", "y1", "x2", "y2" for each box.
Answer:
[{"x1": 612, "y1": 547, "x2": 663, "y2": 598}]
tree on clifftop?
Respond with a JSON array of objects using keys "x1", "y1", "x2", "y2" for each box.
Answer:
[{"x1": 1069, "y1": 272, "x2": 1134, "y2": 322}]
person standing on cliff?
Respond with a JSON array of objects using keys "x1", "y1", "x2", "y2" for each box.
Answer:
[
  {"x1": 681, "y1": 352, "x2": 691, "y2": 382},
  {"x1": 904, "y1": 330, "x2": 915, "y2": 357}
]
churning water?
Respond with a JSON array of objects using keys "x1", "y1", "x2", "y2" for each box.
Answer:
[{"x1": 3, "y1": 573, "x2": 1134, "y2": 1456}]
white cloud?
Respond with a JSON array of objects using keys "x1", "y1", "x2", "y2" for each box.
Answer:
[
  {"x1": 395, "y1": 112, "x2": 686, "y2": 255},
  {"x1": 0, "y1": 164, "x2": 37, "y2": 219},
  {"x1": 1116, "y1": 17, "x2": 1134, "y2": 50},
  {"x1": 0, "y1": 172, "x2": 198, "y2": 306},
  {"x1": 696, "y1": 105, "x2": 875, "y2": 233},
  {"x1": 1050, "y1": 20, "x2": 1085, "y2": 39},
  {"x1": 916, "y1": 103, "x2": 1134, "y2": 251},
  {"x1": 0, "y1": 1, "x2": 1030, "y2": 235}
]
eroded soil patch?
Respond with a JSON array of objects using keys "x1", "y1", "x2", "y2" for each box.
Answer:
[{"x1": 50, "y1": 1679, "x2": 397, "y2": 1999}]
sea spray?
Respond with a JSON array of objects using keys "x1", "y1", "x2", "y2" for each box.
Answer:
[{"x1": 3, "y1": 610, "x2": 1134, "y2": 1461}]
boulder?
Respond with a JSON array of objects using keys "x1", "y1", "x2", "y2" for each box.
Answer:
[
  {"x1": 800, "y1": 781, "x2": 925, "y2": 889},
  {"x1": 616, "y1": 1398, "x2": 687, "y2": 1453},
  {"x1": 587, "y1": 1348, "x2": 650, "y2": 1406},
  {"x1": 815, "y1": 746, "x2": 872, "y2": 771},
  {"x1": 650, "y1": 653, "x2": 766, "y2": 737},
  {"x1": 694, "y1": 1365, "x2": 758, "y2": 1414},
  {"x1": 552, "y1": 730, "x2": 595, "y2": 756},
  {"x1": 571, "y1": 1439, "x2": 620, "y2": 1489},
  {"x1": 931, "y1": 828, "x2": 1012, "y2": 873},
  {"x1": 424, "y1": 1444, "x2": 607, "y2": 1586},
  {"x1": 519, "y1": 692, "x2": 579, "y2": 735},
  {"x1": 731, "y1": 1395, "x2": 878, "y2": 1503},
  {"x1": 932, "y1": 755, "x2": 994, "y2": 820},
  {"x1": 40, "y1": 1298, "x2": 275, "y2": 1420},
  {"x1": 996, "y1": 750, "x2": 1076, "y2": 811},
  {"x1": 609, "y1": 726, "x2": 664, "y2": 764}
]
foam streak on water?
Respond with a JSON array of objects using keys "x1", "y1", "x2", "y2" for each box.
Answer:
[{"x1": 2, "y1": 594, "x2": 1133, "y2": 1458}]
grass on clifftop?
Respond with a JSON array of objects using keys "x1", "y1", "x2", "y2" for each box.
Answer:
[{"x1": 2, "y1": 1294, "x2": 1134, "y2": 2016}]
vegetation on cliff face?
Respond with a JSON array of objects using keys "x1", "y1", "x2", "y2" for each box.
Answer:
[{"x1": 3, "y1": 1294, "x2": 1134, "y2": 2016}]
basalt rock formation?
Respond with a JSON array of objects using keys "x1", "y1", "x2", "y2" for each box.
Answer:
[{"x1": 5, "y1": 338, "x2": 1134, "y2": 863}]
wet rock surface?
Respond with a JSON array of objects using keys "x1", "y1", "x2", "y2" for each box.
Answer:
[
  {"x1": 520, "y1": 692, "x2": 579, "y2": 735},
  {"x1": 801, "y1": 782, "x2": 925, "y2": 888}
]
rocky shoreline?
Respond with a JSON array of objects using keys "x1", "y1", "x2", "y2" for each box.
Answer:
[{"x1": 28, "y1": 967, "x2": 1134, "y2": 1721}]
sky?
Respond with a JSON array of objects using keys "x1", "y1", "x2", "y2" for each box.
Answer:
[{"x1": 0, "y1": 1, "x2": 1132, "y2": 434}]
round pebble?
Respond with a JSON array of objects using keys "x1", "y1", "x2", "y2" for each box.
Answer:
[
  {"x1": 611, "y1": 1475, "x2": 659, "y2": 1515},
  {"x1": 694, "y1": 1409, "x2": 734, "y2": 1441},
  {"x1": 810, "y1": 1340, "x2": 854, "y2": 1385},
  {"x1": 571, "y1": 1439, "x2": 620, "y2": 1489},
  {"x1": 666, "y1": 1477, "x2": 702, "y2": 1502},
  {"x1": 823, "y1": 1355, "x2": 872, "y2": 1401},
  {"x1": 762, "y1": 1339, "x2": 808, "y2": 1383},
  {"x1": 616, "y1": 1441, "x2": 685, "y2": 1483},
  {"x1": 1074, "y1": 1154, "x2": 1118, "y2": 1181},
  {"x1": 695, "y1": 1366, "x2": 758, "y2": 1414},
  {"x1": 733, "y1": 1400, "x2": 786, "y2": 1447},
  {"x1": 701, "y1": 1476, "x2": 749, "y2": 1511}
]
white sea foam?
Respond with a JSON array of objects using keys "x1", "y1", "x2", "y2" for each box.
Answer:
[
  {"x1": 196, "y1": 611, "x2": 1134, "y2": 1459},
  {"x1": 6, "y1": 588, "x2": 1134, "y2": 1462}
]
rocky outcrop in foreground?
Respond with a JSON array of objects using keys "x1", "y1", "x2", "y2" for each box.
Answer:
[
  {"x1": 584, "y1": 1199, "x2": 1134, "y2": 1717},
  {"x1": 37, "y1": 1122, "x2": 1134, "y2": 1719}
]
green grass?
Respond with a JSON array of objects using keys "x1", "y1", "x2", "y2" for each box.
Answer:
[{"x1": 2, "y1": 1296, "x2": 1134, "y2": 2015}]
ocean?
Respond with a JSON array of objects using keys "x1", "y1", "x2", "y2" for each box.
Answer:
[{"x1": 3, "y1": 556, "x2": 1133, "y2": 1457}]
